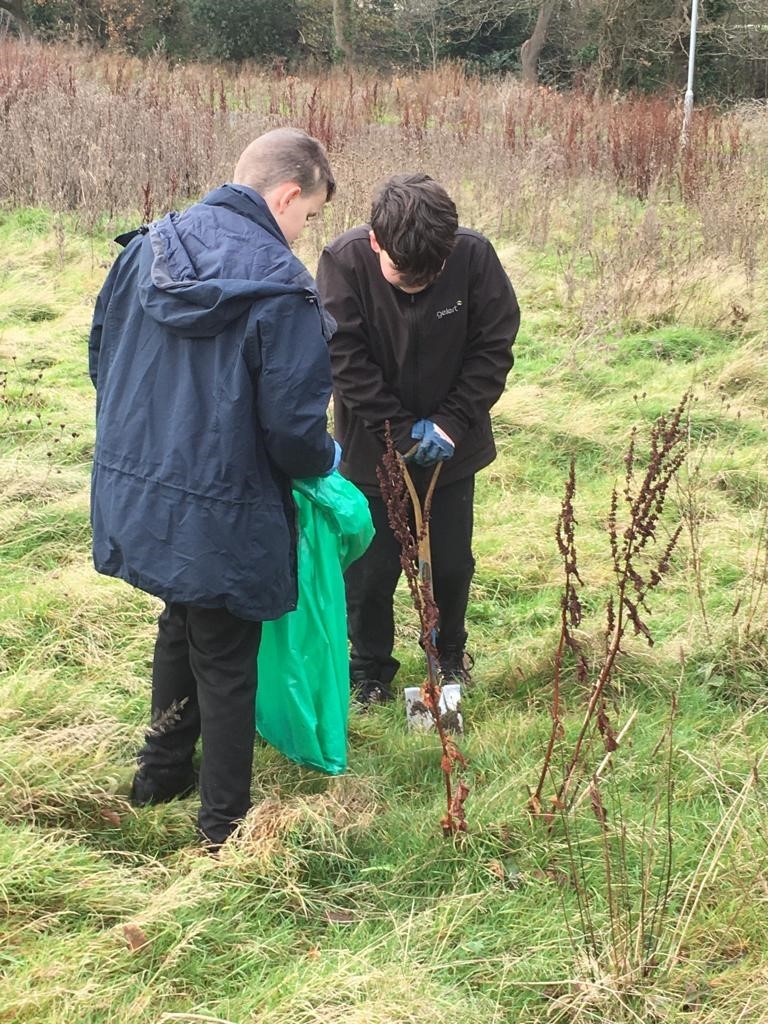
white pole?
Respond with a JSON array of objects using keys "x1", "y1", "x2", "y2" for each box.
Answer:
[{"x1": 682, "y1": 0, "x2": 699, "y2": 142}]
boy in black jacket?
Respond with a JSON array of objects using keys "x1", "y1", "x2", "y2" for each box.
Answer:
[{"x1": 316, "y1": 173, "x2": 520, "y2": 704}]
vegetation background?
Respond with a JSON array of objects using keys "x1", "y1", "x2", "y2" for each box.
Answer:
[
  {"x1": 0, "y1": 12, "x2": 767, "y2": 1024},
  {"x1": 2, "y1": 0, "x2": 768, "y2": 95}
]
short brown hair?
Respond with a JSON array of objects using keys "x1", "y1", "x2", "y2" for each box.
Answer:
[
  {"x1": 234, "y1": 128, "x2": 336, "y2": 202},
  {"x1": 370, "y1": 173, "x2": 458, "y2": 286}
]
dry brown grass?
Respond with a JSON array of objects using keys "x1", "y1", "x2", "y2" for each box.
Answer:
[{"x1": 1, "y1": 39, "x2": 766, "y2": 337}]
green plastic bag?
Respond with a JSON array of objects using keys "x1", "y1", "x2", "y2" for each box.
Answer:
[{"x1": 255, "y1": 473, "x2": 374, "y2": 774}]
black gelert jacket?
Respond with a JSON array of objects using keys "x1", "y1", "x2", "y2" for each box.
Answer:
[{"x1": 316, "y1": 226, "x2": 520, "y2": 495}]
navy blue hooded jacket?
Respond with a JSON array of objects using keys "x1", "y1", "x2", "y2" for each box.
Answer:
[{"x1": 89, "y1": 184, "x2": 336, "y2": 621}]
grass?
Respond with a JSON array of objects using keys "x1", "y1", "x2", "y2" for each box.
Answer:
[{"x1": 1, "y1": 149, "x2": 767, "y2": 1023}]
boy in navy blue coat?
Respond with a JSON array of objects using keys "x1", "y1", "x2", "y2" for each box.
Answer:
[{"x1": 90, "y1": 129, "x2": 340, "y2": 849}]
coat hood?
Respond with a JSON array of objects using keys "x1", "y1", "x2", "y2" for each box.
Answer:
[{"x1": 137, "y1": 185, "x2": 313, "y2": 338}]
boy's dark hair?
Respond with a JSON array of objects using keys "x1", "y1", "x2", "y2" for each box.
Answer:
[{"x1": 370, "y1": 173, "x2": 458, "y2": 286}]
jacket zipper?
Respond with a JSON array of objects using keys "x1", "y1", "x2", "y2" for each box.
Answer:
[{"x1": 406, "y1": 293, "x2": 419, "y2": 413}]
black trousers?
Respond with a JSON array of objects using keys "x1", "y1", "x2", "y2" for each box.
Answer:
[
  {"x1": 137, "y1": 602, "x2": 262, "y2": 845},
  {"x1": 345, "y1": 474, "x2": 475, "y2": 686}
]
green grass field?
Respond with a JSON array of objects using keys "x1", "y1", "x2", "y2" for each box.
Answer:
[{"x1": 1, "y1": 202, "x2": 767, "y2": 1024}]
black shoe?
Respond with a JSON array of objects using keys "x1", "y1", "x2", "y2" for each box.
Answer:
[
  {"x1": 438, "y1": 646, "x2": 474, "y2": 685},
  {"x1": 352, "y1": 678, "x2": 394, "y2": 707},
  {"x1": 129, "y1": 767, "x2": 197, "y2": 807},
  {"x1": 196, "y1": 826, "x2": 227, "y2": 857}
]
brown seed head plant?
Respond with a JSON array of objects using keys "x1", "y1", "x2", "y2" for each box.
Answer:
[
  {"x1": 528, "y1": 396, "x2": 692, "y2": 1008},
  {"x1": 377, "y1": 422, "x2": 468, "y2": 837},
  {"x1": 532, "y1": 391, "x2": 692, "y2": 820}
]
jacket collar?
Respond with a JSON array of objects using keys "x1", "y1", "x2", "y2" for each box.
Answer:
[{"x1": 201, "y1": 184, "x2": 288, "y2": 247}]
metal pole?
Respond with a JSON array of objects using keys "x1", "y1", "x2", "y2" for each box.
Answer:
[{"x1": 682, "y1": 0, "x2": 699, "y2": 142}]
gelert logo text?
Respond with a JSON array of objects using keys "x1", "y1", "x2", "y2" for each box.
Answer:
[{"x1": 436, "y1": 300, "x2": 462, "y2": 320}]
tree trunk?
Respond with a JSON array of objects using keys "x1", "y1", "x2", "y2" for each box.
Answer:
[
  {"x1": 520, "y1": 0, "x2": 558, "y2": 86},
  {"x1": 332, "y1": 0, "x2": 353, "y2": 62},
  {"x1": 0, "y1": 0, "x2": 31, "y2": 35}
]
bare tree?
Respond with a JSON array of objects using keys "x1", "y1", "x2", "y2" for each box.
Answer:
[
  {"x1": 0, "y1": 0, "x2": 31, "y2": 35},
  {"x1": 399, "y1": 0, "x2": 531, "y2": 69},
  {"x1": 521, "y1": 0, "x2": 559, "y2": 85},
  {"x1": 332, "y1": 0, "x2": 353, "y2": 61}
]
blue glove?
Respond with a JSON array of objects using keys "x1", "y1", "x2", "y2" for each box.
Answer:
[
  {"x1": 323, "y1": 440, "x2": 342, "y2": 476},
  {"x1": 410, "y1": 420, "x2": 455, "y2": 466}
]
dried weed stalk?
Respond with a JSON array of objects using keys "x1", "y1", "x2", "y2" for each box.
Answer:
[
  {"x1": 544, "y1": 694, "x2": 680, "y2": 1020},
  {"x1": 377, "y1": 422, "x2": 468, "y2": 836},
  {"x1": 531, "y1": 459, "x2": 587, "y2": 813},
  {"x1": 534, "y1": 397, "x2": 696, "y2": 1012},
  {"x1": 532, "y1": 392, "x2": 691, "y2": 818}
]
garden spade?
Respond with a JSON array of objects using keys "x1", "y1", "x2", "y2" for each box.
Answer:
[{"x1": 398, "y1": 451, "x2": 463, "y2": 734}]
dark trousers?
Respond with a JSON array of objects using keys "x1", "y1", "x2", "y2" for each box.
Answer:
[
  {"x1": 345, "y1": 475, "x2": 475, "y2": 686},
  {"x1": 137, "y1": 602, "x2": 262, "y2": 845}
]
